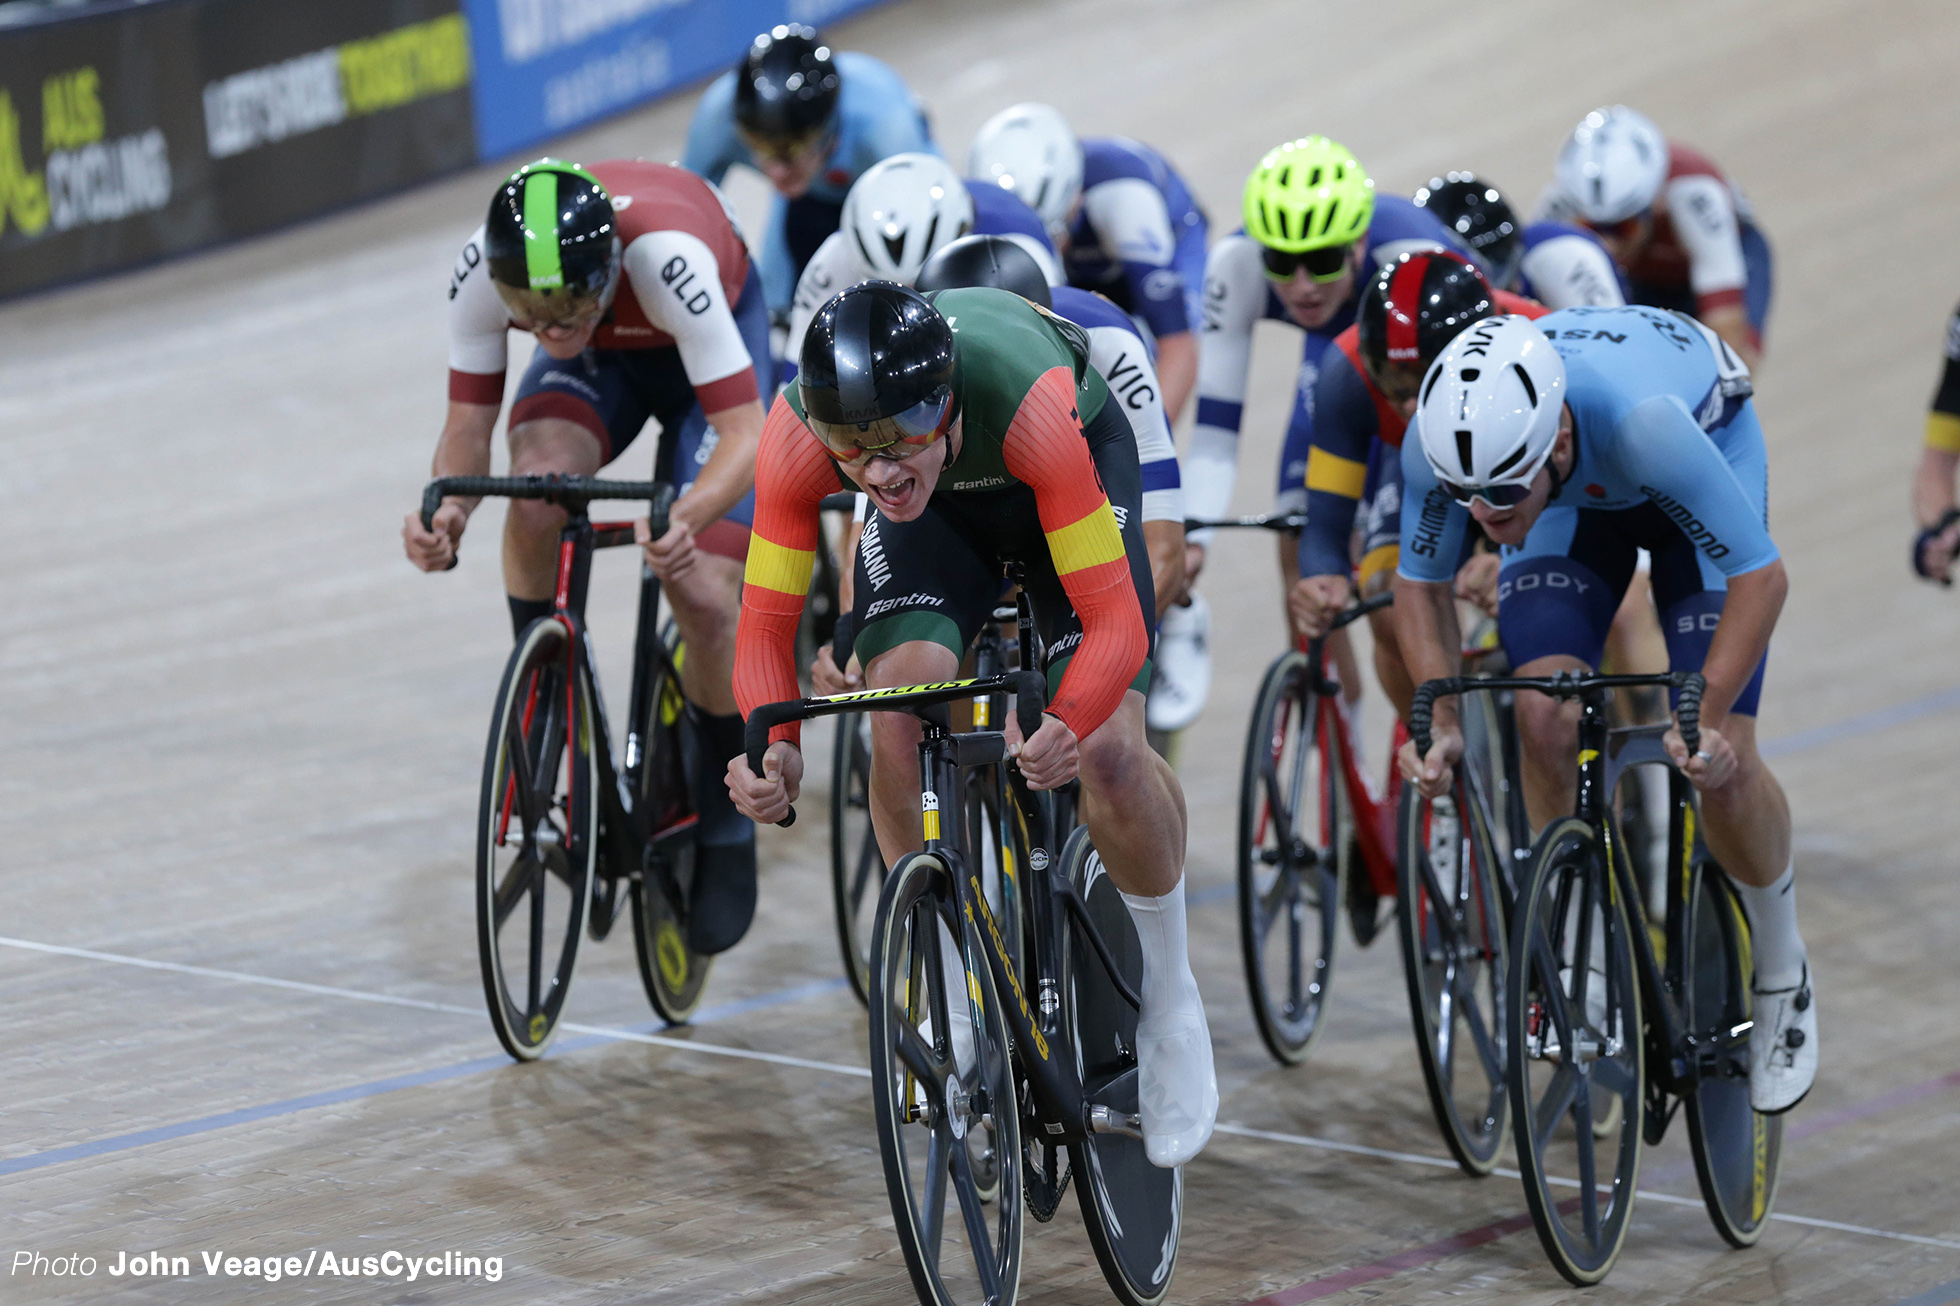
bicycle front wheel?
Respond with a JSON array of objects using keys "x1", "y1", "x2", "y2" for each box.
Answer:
[
  {"x1": 1396, "y1": 779, "x2": 1508, "y2": 1175},
  {"x1": 1507, "y1": 818, "x2": 1644, "y2": 1285},
  {"x1": 869, "y1": 852, "x2": 1023, "y2": 1306},
  {"x1": 1684, "y1": 867, "x2": 1784, "y2": 1245},
  {"x1": 1237, "y1": 650, "x2": 1346, "y2": 1064},
  {"x1": 1063, "y1": 827, "x2": 1181, "y2": 1306},
  {"x1": 831, "y1": 709, "x2": 888, "y2": 1005},
  {"x1": 475, "y1": 617, "x2": 597, "y2": 1061},
  {"x1": 630, "y1": 621, "x2": 712, "y2": 1024}
]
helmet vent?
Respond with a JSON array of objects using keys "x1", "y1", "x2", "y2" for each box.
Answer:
[
  {"x1": 1460, "y1": 367, "x2": 1480, "y2": 382},
  {"x1": 1420, "y1": 365, "x2": 1444, "y2": 406},
  {"x1": 853, "y1": 227, "x2": 876, "y2": 268},
  {"x1": 921, "y1": 213, "x2": 941, "y2": 260},
  {"x1": 1454, "y1": 429, "x2": 1476, "y2": 476},
  {"x1": 883, "y1": 232, "x2": 906, "y2": 268},
  {"x1": 1489, "y1": 443, "x2": 1529, "y2": 478},
  {"x1": 1511, "y1": 362, "x2": 1538, "y2": 407},
  {"x1": 1321, "y1": 201, "x2": 1339, "y2": 237},
  {"x1": 1307, "y1": 166, "x2": 1322, "y2": 187}
]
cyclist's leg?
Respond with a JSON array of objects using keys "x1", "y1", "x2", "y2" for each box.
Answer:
[
  {"x1": 850, "y1": 506, "x2": 998, "y2": 865},
  {"x1": 1740, "y1": 219, "x2": 1775, "y2": 347},
  {"x1": 503, "y1": 347, "x2": 649, "y2": 635},
  {"x1": 1497, "y1": 506, "x2": 1638, "y2": 829}
]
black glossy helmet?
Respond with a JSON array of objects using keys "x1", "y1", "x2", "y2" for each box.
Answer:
[
  {"x1": 484, "y1": 159, "x2": 620, "y2": 329},
  {"x1": 1355, "y1": 250, "x2": 1496, "y2": 401},
  {"x1": 1412, "y1": 172, "x2": 1523, "y2": 290},
  {"x1": 799, "y1": 281, "x2": 958, "y2": 460},
  {"x1": 914, "y1": 234, "x2": 1052, "y2": 308},
  {"x1": 733, "y1": 25, "x2": 840, "y2": 154}
]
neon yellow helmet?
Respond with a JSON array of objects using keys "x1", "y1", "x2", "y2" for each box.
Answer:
[{"x1": 1242, "y1": 136, "x2": 1375, "y2": 252}]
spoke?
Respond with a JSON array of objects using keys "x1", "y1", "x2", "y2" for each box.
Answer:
[
  {"x1": 949, "y1": 1140, "x2": 1002, "y2": 1301},
  {"x1": 493, "y1": 853, "x2": 540, "y2": 929},
  {"x1": 920, "y1": 1129, "x2": 948, "y2": 1270},
  {"x1": 1528, "y1": 920, "x2": 1577, "y2": 1048},
  {"x1": 1458, "y1": 986, "x2": 1504, "y2": 1083},
  {"x1": 850, "y1": 831, "x2": 882, "y2": 909},
  {"x1": 892, "y1": 1007, "x2": 950, "y2": 1095},
  {"x1": 1255, "y1": 864, "x2": 1296, "y2": 942},
  {"x1": 1574, "y1": 1082, "x2": 1603, "y2": 1245},
  {"x1": 502, "y1": 703, "x2": 545, "y2": 831},
  {"x1": 1533, "y1": 1061, "x2": 1583, "y2": 1156},
  {"x1": 1590, "y1": 1051, "x2": 1637, "y2": 1099},
  {"x1": 527, "y1": 855, "x2": 547, "y2": 1016}
]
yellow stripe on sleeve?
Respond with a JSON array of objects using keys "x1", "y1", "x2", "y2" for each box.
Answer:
[
  {"x1": 1045, "y1": 501, "x2": 1126, "y2": 575},
  {"x1": 1306, "y1": 447, "x2": 1368, "y2": 499},
  {"x1": 744, "y1": 536, "x2": 815, "y2": 596},
  {"x1": 1927, "y1": 411, "x2": 1960, "y2": 453}
]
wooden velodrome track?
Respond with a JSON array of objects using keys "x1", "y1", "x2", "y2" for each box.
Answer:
[{"x1": 6, "y1": 0, "x2": 1960, "y2": 1301}]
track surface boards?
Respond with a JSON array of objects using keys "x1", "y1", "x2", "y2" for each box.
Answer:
[{"x1": 5, "y1": 0, "x2": 1960, "y2": 1302}]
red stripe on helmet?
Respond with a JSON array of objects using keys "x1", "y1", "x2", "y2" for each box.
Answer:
[{"x1": 1384, "y1": 255, "x2": 1430, "y2": 363}]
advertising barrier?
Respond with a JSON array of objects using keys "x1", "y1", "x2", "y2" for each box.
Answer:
[
  {"x1": 0, "y1": 0, "x2": 475, "y2": 299},
  {"x1": 460, "y1": 0, "x2": 892, "y2": 160},
  {"x1": 0, "y1": 0, "x2": 897, "y2": 299}
]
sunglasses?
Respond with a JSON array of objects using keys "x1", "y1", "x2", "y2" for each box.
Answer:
[
  {"x1": 810, "y1": 388, "x2": 955, "y2": 466},
  {"x1": 1437, "y1": 477, "x2": 1534, "y2": 510},
  {"x1": 1261, "y1": 242, "x2": 1351, "y2": 284},
  {"x1": 738, "y1": 124, "x2": 832, "y2": 166}
]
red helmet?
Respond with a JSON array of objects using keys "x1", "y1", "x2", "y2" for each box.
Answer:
[{"x1": 1355, "y1": 249, "x2": 1496, "y2": 398}]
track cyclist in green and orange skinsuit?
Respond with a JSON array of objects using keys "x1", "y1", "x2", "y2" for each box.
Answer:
[{"x1": 727, "y1": 280, "x2": 1218, "y2": 1167}]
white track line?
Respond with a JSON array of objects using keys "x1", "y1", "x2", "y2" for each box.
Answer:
[{"x1": 8, "y1": 934, "x2": 1952, "y2": 1248}]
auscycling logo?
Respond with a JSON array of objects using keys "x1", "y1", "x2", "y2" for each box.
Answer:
[{"x1": 0, "y1": 67, "x2": 170, "y2": 239}]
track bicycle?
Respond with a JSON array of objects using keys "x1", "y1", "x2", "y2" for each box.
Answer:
[
  {"x1": 419, "y1": 474, "x2": 713, "y2": 1062},
  {"x1": 1410, "y1": 670, "x2": 1783, "y2": 1284},
  {"x1": 1234, "y1": 591, "x2": 1405, "y2": 1064},
  {"x1": 746, "y1": 598, "x2": 1181, "y2": 1306},
  {"x1": 830, "y1": 597, "x2": 1024, "y2": 1006}
]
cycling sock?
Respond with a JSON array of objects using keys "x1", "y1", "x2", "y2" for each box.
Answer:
[
  {"x1": 1729, "y1": 861, "x2": 1805, "y2": 990},
  {"x1": 507, "y1": 595, "x2": 554, "y2": 641},
  {"x1": 688, "y1": 708, "x2": 753, "y2": 847},
  {"x1": 1120, "y1": 881, "x2": 1203, "y2": 1018}
]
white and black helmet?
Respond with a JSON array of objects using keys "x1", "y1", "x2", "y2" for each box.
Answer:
[
  {"x1": 1414, "y1": 315, "x2": 1566, "y2": 499},
  {"x1": 966, "y1": 102, "x2": 1082, "y2": 243},
  {"x1": 841, "y1": 153, "x2": 975, "y2": 284},
  {"x1": 1554, "y1": 105, "x2": 1669, "y2": 226}
]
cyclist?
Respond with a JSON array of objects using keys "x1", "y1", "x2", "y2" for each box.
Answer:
[
  {"x1": 1912, "y1": 299, "x2": 1960, "y2": 583},
  {"x1": 1394, "y1": 309, "x2": 1816, "y2": 1113},
  {"x1": 968, "y1": 103, "x2": 1207, "y2": 424},
  {"x1": 1536, "y1": 106, "x2": 1772, "y2": 368},
  {"x1": 782, "y1": 153, "x2": 1060, "y2": 376},
  {"x1": 401, "y1": 159, "x2": 767, "y2": 956},
  {"x1": 1413, "y1": 172, "x2": 1626, "y2": 309},
  {"x1": 728, "y1": 281, "x2": 1216, "y2": 1166},
  {"x1": 1289, "y1": 250, "x2": 1550, "y2": 713},
  {"x1": 1182, "y1": 137, "x2": 1461, "y2": 725},
  {"x1": 683, "y1": 24, "x2": 933, "y2": 313}
]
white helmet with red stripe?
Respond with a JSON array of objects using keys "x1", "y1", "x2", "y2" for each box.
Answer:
[
  {"x1": 1554, "y1": 105, "x2": 1669, "y2": 225},
  {"x1": 1414, "y1": 314, "x2": 1566, "y2": 495}
]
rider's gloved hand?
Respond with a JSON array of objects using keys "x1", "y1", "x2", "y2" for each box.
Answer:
[
  {"x1": 1287, "y1": 574, "x2": 1352, "y2": 640},
  {"x1": 1006, "y1": 709, "x2": 1079, "y2": 790},
  {"x1": 1912, "y1": 508, "x2": 1960, "y2": 585},
  {"x1": 1397, "y1": 723, "x2": 1461, "y2": 800},
  {"x1": 726, "y1": 741, "x2": 803, "y2": 824},
  {"x1": 402, "y1": 500, "x2": 466, "y2": 571}
]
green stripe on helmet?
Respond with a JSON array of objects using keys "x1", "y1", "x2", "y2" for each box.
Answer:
[{"x1": 521, "y1": 172, "x2": 565, "y2": 291}]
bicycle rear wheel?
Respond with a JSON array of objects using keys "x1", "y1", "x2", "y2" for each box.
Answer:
[
  {"x1": 1684, "y1": 867, "x2": 1784, "y2": 1245},
  {"x1": 869, "y1": 852, "x2": 1023, "y2": 1306},
  {"x1": 831, "y1": 709, "x2": 888, "y2": 1005},
  {"x1": 1507, "y1": 818, "x2": 1644, "y2": 1286},
  {"x1": 1063, "y1": 827, "x2": 1181, "y2": 1306},
  {"x1": 631, "y1": 622, "x2": 711, "y2": 1024},
  {"x1": 1237, "y1": 650, "x2": 1346, "y2": 1064},
  {"x1": 1395, "y1": 779, "x2": 1508, "y2": 1175},
  {"x1": 475, "y1": 617, "x2": 597, "y2": 1061}
]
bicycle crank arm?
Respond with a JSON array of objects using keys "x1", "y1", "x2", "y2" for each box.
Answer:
[{"x1": 1088, "y1": 1105, "x2": 1144, "y2": 1140}]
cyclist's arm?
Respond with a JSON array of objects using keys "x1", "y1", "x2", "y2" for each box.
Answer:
[
  {"x1": 1664, "y1": 175, "x2": 1758, "y2": 364},
  {"x1": 623, "y1": 232, "x2": 764, "y2": 529},
  {"x1": 733, "y1": 396, "x2": 837, "y2": 745},
  {"x1": 1296, "y1": 348, "x2": 1377, "y2": 579},
  {"x1": 1518, "y1": 229, "x2": 1626, "y2": 308},
  {"x1": 680, "y1": 74, "x2": 743, "y2": 185},
  {"x1": 1087, "y1": 321, "x2": 1184, "y2": 614},
  {"x1": 1393, "y1": 439, "x2": 1473, "y2": 724},
  {"x1": 1082, "y1": 178, "x2": 1194, "y2": 416},
  {"x1": 433, "y1": 230, "x2": 513, "y2": 521},
  {"x1": 1001, "y1": 369, "x2": 1149, "y2": 737},
  {"x1": 1186, "y1": 235, "x2": 1265, "y2": 545}
]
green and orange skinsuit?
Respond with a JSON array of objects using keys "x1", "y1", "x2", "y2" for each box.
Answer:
[{"x1": 735, "y1": 289, "x2": 1148, "y2": 747}]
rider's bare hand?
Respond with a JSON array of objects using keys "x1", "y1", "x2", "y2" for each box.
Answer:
[
  {"x1": 811, "y1": 642, "x2": 863, "y2": 694},
  {"x1": 1288, "y1": 574, "x2": 1352, "y2": 640},
  {"x1": 403, "y1": 501, "x2": 466, "y2": 571},
  {"x1": 637, "y1": 516, "x2": 699, "y2": 582},
  {"x1": 1664, "y1": 719, "x2": 1739, "y2": 791},
  {"x1": 1454, "y1": 552, "x2": 1501, "y2": 616},
  {"x1": 727, "y1": 740, "x2": 803, "y2": 824},
  {"x1": 1397, "y1": 725, "x2": 1462, "y2": 800},
  {"x1": 1006, "y1": 710, "x2": 1079, "y2": 791}
]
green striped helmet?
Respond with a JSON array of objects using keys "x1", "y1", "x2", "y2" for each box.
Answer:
[
  {"x1": 1242, "y1": 136, "x2": 1375, "y2": 253},
  {"x1": 484, "y1": 159, "x2": 620, "y2": 329}
]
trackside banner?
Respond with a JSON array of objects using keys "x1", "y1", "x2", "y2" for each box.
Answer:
[
  {"x1": 460, "y1": 0, "x2": 894, "y2": 159},
  {"x1": 0, "y1": 0, "x2": 475, "y2": 299}
]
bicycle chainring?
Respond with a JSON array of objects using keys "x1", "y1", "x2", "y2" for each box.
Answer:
[{"x1": 1021, "y1": 1128, "x2": 1071, "y2": 1221}]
